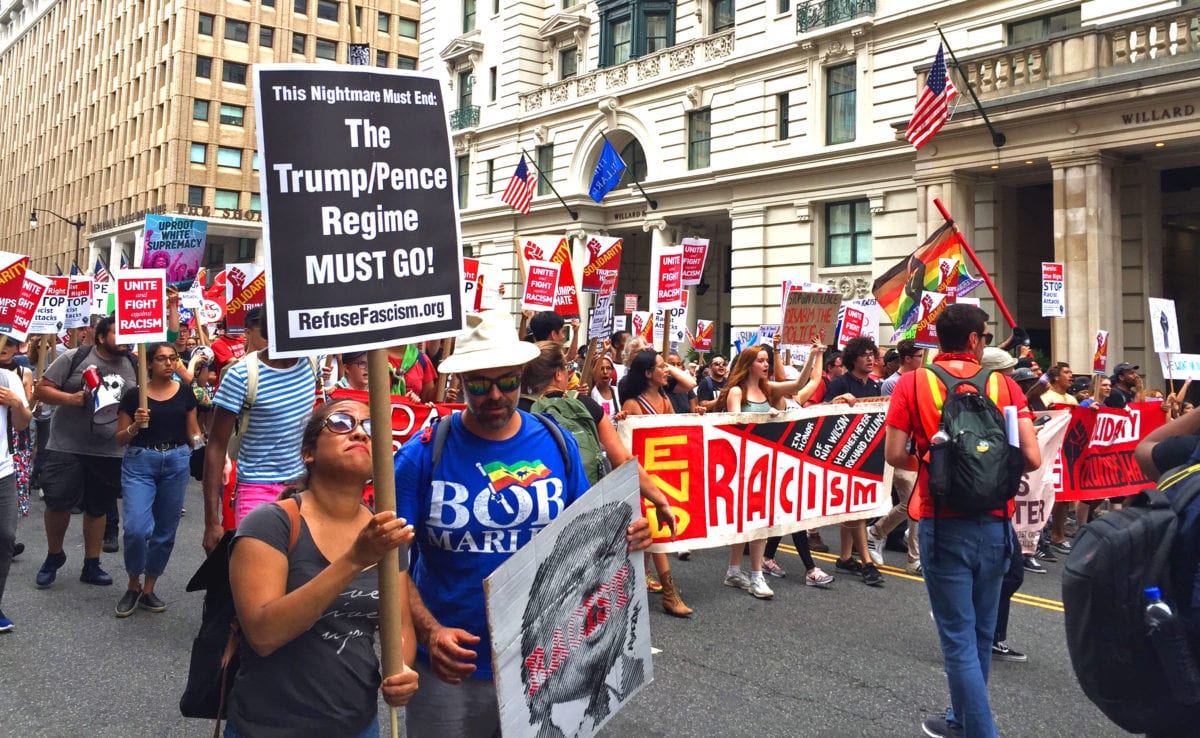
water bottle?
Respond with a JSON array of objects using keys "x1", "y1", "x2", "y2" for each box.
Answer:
[
  {"x1": 931, "y1": 428, "x2": 951, "y2": 446},
  {"x1": 1143, "y1": 587, "x2": 1200, "y2": 703}
]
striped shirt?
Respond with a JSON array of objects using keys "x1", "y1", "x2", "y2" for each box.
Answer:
[{"x1": 214, "y1": 357, "x2": 315, "y2": 484}]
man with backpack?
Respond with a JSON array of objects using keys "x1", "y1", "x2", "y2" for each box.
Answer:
[{"x1": 884, "y1": 304, "x2": 1040, "y2": 738}]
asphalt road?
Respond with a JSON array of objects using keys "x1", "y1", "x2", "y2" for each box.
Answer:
[{"x1": 3, "y1": 480, "x2": 1124, "y2": 737}]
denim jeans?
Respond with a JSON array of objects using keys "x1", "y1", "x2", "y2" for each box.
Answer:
[
  {"x1": 225, "y1": 718, "x2": 379, "y2": 738},
  {"x1": 121, "y1": 445, "x2": 190, "y2": 578},
  {"x1": 920, "y1": 517, "x2": 1008, "y2": 738},
  {"x1": 994, "y1": 525, "x2": 1025, "y2": 643}
]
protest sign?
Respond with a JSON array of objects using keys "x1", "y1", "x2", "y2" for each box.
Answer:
[
  {"x1": 1093, "y1": 330, "x2": 1109, "y2": 375},
  {"x1": 654, "y1": 247, "x2": 683, "y2": 310},
  {"x1": 836, "y1": 298, "x2": 880, "y2": 349},
  {"x1": 1055, "y1": 402, "x2": 1165, "y2": 502},
  {"x1": 757, "y1": 324, "x2": 779, "y2": 345},
  {"x1": 694, "y1": 319, "x2": 713, "y2": 352},
  {"x1": 1041, "y1": 262, "x2": 1065, "y2": 317},
  {"x1": 522, "y1": 260, "x2": 560, "y2": 311},
  {"x1": 1012, "y1": 411, "x2": 1070, "y2": 554},
  {"x1": 1160, "y1": 354, "x2": 1200, "y2": 382},
  {"x1": 619, "y1": 406, "x2": 892, "y2": 552},
  {"x1": 142, "y1": 214, "x2": 207, "y2": 290},
  {"x1": 1148, "y1": 297, "x2": 1181, "y2": 355},
  {"x1": 28, "y1": 275, "x2": 70, "y2": 336},
  {"x1": 462, "y1": 257, "x2": 480, "y2": 312},
  {"x1": 582, "y1": 235, "x2": 623, "y2": 293},
  {"x1": 654, "y1": 306, "x2": 686, "y2": 344},
  {"x1": 224, "y1": 263, "x2": 265, "y2": 335},
  {"x1": 254, "y1": 65, "x2": 465, "y2": 357},
  {"x1": 0, "y1": 252, "x2": 29, "y2": 338},
  {"x1": 113, "y1": 269, "x2": 167, "y2": 344},
  {"x1": 681, "y1": 238, "x2": 709, "y2": 286},
  {"x1": 5, "y1": 271, "x2": 50, "y2": 343},
  {"x1": 476, "y1": 261, "x2": 503, "y2": 311},
  {"x1": 485, "y1": 462, "x2": 651, "y2": 738},
  {"x1": 612, "y1": 315, "x2": 627, "y2": 332},
  {"x1": 781, "y1": 290, "x2": 841, "y2": 346},
  {"x1": 623, "y1": 294, "x2": 638, "y2": 314},
  {"x1": 780, "y1": 280, "x2": 833, "y2": 321},
  {"x1": 518, "y1": 235, "x2": 580, "y2": 319},
  {"x1": 92, "y1": 278, "x2": 113, "y2": 316},
  {"x1": 64, "y1": 276, "x2": 93, "y2": 330},
  {"x1": 911, "y1": 291, "x2": 950, "y2": 348},
  {"x1": 199, "y1": 299, "x2": 225, "y2": 326},
  {"x1": 589, "y1": 292, "x2": 613, "y2": 340},
  {"x1": 631, "y1": 311, "x2": 652, "y2": 341}
]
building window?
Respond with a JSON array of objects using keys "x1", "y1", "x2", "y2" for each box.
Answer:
[
  {"x1": 223, "y1": 61, "x2": 248, "y2": 84},
  {"x1": 599, "y1": 0, "x2": 676, "y2": 68},
  {"x1": 295, "y1": 0, "x2": 308, "y2": 14},
  {"x1": 317, "y1": 0, "x2": 338, "y2": 21},
  {"x1": 293, "y1": 33, "x2": 307, "y2": 54},
  {"x1": 398, "y1": 18, "x2": 418, "y2": 38},
  {"x1": 485, "y1": 159, "x2": 495, "y2": 194},
  {"x1": 253, "y1": 152, "x2": 260, "y2": 170},
  {"x1": 219, "y1": 104, "x2": 245, "y2": 126},
  {"x1": 315, "y1": 38, "x2": 337, "y2": 60},
  {"x1": 825, "y1": 200, "x2": 871, "y2": 266},
  {"x1": 559, "y1": 47, "x2": 577, "y2": 79},
  {"x1": 217, "y1": 147, "x2": 243, "y2": 168},
  {"x1": 215, "y1": 190, "x2": 240, "y2": 209},
  {"x1": 536, "y1": 144, "x2": 553, "y2": 196},
  {"x1": 397, "y1": 55, "x2": 417, "y2": 69},
  {"x1": 616, "y1": 139, "x2": 647, "y2": 189},
  {"x1": 260, "y1": 26, "x2": 274, "y2": 47},
  {"x1": 711, "y1": 0, "x2": 734, "y2": 32},
  {"x1": 193, "y1": 99, "x2": 210, "y2": 121},
  {"x1": 376, "y1": 50, "x2": 389, "y2": 67},
  {"x1": 237, "y1": 239, "x2": 256, "y2": 260},
  {"x1": 198, "y1": 13, "x2": 214, "y2": 35},
  {"x1": 826, "y1": 62, "x2": 856, "y2": 145},
  {"x1": 489, "y1": 66, "x2": 497, "y2": 101},
  {"x1": 687, "y1": 108, "x2": 711, "y2": 169},
  {"x1": 778, "y1": 0, "x2": 789, "y2": 12},
  {"x1": 262, "y1": 0, "x2": 274, "y2": 6},
  {"x1": 457, "y1": 70, "x2": 473, "y2": 110},
  {"x1": 188, "y1": 186, "x2": 205, "y2": 206},
  {"x1": 463, "y1": 0, "x2": 476, "y2": 33},
  {"x1": 189, "y1": 143, "x2": 207, "y2": 164},
  {"x1": 250, "y1": 194, "x2": 262, "y2": 211},
  {"x1": 225, "y1": 19, "x2": 250, "y2": 42},
  {"x1": 777, "y1": 92, "x2": 790, "y2": 140},
  {"x1": 196, "y1": 56, "x2": 213, "y2": 78},
  {"x1": 378, "y1": 12, "x2": 390, "y2": 33},
  {"x1": 456, "y1": 155, "x2": 469, "y2": 209},
  {"x1": 1008, "y1": 6, "x2": 1081, "y2": 45}
]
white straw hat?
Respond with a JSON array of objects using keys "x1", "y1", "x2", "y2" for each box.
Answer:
[
  {"x1": 981, "y1": 347, "x2": 1017, "y2": 373},
  {"x1": 438, "y1": 312, "x2": 540, "y2": 374}
]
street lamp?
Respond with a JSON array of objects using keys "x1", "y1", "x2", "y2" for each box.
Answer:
[{"x1": 29, "y1": 206, "x2": 86, "y2": 271}]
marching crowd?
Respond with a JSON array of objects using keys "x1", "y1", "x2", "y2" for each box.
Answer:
[{"x1": 1, "y1": 300, "x2": 1197, "y2": 738}]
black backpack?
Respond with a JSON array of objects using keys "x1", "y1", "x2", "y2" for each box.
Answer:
[
  {"x1": 1063, "y1": 463, "x2": 1200, "y2": 735},
  {"x1": 923, "y1": 365, "x2": 1025, "y2": 516}
]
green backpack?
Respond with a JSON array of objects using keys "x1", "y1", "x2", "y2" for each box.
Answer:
[{"x1": 525, "y1": 392, "x2": 609, "y2": 486}]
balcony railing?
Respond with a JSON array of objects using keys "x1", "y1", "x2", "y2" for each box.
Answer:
[
  {"x1": 797, "y1": 0, "x2": 876, "y2": 34},
  {"x1": 450, "y1": 105, "x2": 480, "y2": 130}
]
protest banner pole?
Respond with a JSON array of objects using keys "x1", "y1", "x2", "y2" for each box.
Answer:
[
  {"x1": 599, "y1": 131, "x2": 657, "y2": 210},
  {"x1": 366, "y1": 347, "x2": 407, "y2": 706},
  {"x1": 934, "y1": 23, "x2": 1006, "y2": 149},
  {"x1": 137, "y1": 343, "x2": 150, "y2": 428},
  {"x1": 435, "y1": 338, "x2": 456, "y2": 402},
  {"x1": 661, "y1": 309, "x2": 671, "y2": 355},
  {"x1": 520, "y1": 148, "x2": 578, "y2": 221},
  {"x1": 932, "y1": 197, "x2": 1017, "y2": 329}
]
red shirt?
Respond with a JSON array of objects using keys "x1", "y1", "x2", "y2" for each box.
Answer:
[
  {"x1": 885, "y1": 353, "x2": 1032, "y2": 519},
  {"x1": 210, "y1": 334, "x2": 245, "y2": 389}
]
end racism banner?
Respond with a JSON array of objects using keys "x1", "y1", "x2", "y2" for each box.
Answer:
[
  {"x1": 142, "y1": 214, "x2": 207, "y2": 290},
  {"x1": 113, "y1": 269, "x2": 167, "y2": 344},
  {"x1": 254, "y1": 65, "x2": 465, "y2": 357},
  {"x1": 618, "y1": 406, "x2": 892, "y2": 552},
  {"x1": 485, "y1": 462, "x2": 651, "y2": 738}
]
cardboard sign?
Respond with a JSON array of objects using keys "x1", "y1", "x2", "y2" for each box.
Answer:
[
  {"x1": 694, "y1": 319, "x2": 713, "y2": 352},
  {"x1": 1093, "y1": 330, "x2": 1109, "y2": 375},
  {"x1": 581, "y1": 235, "x2": 623, "y2": 293},
  {"x1": 142, "y1": 214, "x2": 207, "y2": 290},
  {"x1": 64, "y1": 276, "x2": 93, "y2": 330},
  {"x1": 1056, "y1": 402, "x2": 1166, "y2": 502},
  {"x1": 655, "y1": 247, "x2": 683, "y2": 310},
  {"x1": 225, "y1": 263, "x2": 265, "y2": 335},
  {"x1": 680, "y1": 237, "x2": 709, "y2": 286},
  {"x1": 6, "y1": 271, "x2": 50, "y2": 342},
  {"x1": 1148, "y1": 297, "x2": 1181, "y2": 355},
  {"x1": 1041, "y1": 262, "x2": 1065, "y2": 318},
  {"x1": 618, "y1": 407, "x2": 892, "y2": 552},
  {"x1": 1161, "y1": 353, "x2": 1200, "y2": 382},
  {"x1": 114, "y1": 269, "x2": 167, "y2": 344},
  {"x1": 485, "y1": 462, "x2": 651, "y2": 738},
  {"x1": 0, "y1": 252, "x2": 29, "y2": 338},
  {"x1": 522, "y1": 260, "x2": 560, "y2": 311},
  {"x1": 254, "y1": 65, "x2": 465, "y2": 357},
  {"x1": 781, "y1": 290, "x2": 841, "y2": 346},
  {"x1": 28, "y1": 275, "x2": 70, "y2": 336},
  {"x1": 623, "y1": 294, "x2": 638, "y2": 314},
  {"x1": 518, "y1": 235, "x2": 580, "y2": 319}
]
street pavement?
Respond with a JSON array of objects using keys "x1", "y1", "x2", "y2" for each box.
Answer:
[{"x1": 4, "y1": 480, "x2": 1125, "y2": 737}]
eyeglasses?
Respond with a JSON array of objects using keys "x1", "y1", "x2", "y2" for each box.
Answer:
[
  {"x1": 346, "y1": 361, "x2": 368, "y2": 369},
  {"x1": 324, "y1": 411, "x2": 372, "y2": 436},
  {"x1": 710, "y1": 361, "x2": 726, "y2": 367},
  {"x1": 462, "y1": 374, "x2": 522, "y2": 396},
  {"x1": 976, "y1": 331, "x2": 994, "y2": 345},
  {"x1": 153, "y1": 355, "x2": 179, "y2": 364}
]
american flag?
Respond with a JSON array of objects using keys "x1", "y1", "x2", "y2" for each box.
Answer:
[
  {"x1": 94, "y1": 257, "x2": 109, "y2": 282},
  {"x1": 500, "y1": 155, "x2": 537, "y2": 215},
  {"x1": 906, "y1": 45, "x2": 957, "y2": 150},
  {"x1": 119, "y1": 253, "x2": 128, "y2": 269}
]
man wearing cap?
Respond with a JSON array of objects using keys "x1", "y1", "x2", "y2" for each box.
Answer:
[
  {"x1": 395, "y1": 312, "x2": 652, "y2": 737},
  {"x1": 1106, "y1": 362, "x2": 1144, "y2": 409}
]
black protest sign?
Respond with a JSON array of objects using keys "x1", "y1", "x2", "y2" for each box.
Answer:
[{"x1": 254, "y1": 65, "x2": 465, "y2": 357}]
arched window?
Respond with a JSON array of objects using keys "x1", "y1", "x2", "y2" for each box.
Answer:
[{"x1": 617, "y1": 139, "x2": 647, "y2": 189}]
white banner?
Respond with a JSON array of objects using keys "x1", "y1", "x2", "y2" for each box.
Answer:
[
  {"x1": 1161, "y1": 353, "x2": 1200, "y2": 382},
  {"x1": 1148, "y1": 297, "x2": 1181, "y2": 355},
  {"x1": 1012, "y1": 411, "x2": 1071, "y2": 554}
]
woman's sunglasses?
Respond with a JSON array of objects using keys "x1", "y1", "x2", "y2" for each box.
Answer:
[
  {"x1": 462, "y1": 374, "x2": 522, "y2": 396},
  {"x1": 324, "y1": 412, "x2": 372, "y2": 436}
]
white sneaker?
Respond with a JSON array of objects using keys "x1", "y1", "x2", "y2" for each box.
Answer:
[
  {"x1": 866, "y1": 526, "x2": 885, "y2": 565},
  {"x1": 905, "y1": 559, "x2": 923, "y2": 576},
  {"x1": 724, "y1": 571, "x2": 752, "y2": 590},
  {"x1": 748, "y1": 577, "x2": 774, "y2": 599}
]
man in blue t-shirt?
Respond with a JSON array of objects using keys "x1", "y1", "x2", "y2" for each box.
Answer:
[{"x1": 395, "y1": 312, "x2": 652, "y2": 738}]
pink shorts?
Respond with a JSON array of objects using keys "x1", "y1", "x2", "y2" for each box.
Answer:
[{"x1": 234, "y1": 481, "x2": 292, "y2": 525}]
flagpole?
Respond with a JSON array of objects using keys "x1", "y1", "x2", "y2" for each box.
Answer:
[
  {"x1": 599, "y1": 131, "x2": 657, "y2": 210},
  {"x1": 934, "y1": 24, "x2": 1006, "y2": 149},
  {"x1": 933, "y1": 198, "x2": 1017, "y2": 328},
  {"x1": 521, "y1": 149, "x2": 578, "y2": 221}
]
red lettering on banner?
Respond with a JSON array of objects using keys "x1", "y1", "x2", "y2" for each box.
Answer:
[
  {"x1": 745, "y1": 453, "x2": 770, "y2": 527},
  {"x1": 707, "y1": 436, "x2": 738, "y2": 529}
]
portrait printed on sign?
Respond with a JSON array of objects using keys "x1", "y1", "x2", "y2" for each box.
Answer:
[{"x1": 485, "y1": 462, "x2": 651, "y2": 738}]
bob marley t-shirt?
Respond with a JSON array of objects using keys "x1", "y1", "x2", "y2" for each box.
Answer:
[{"x1": 395, "y1": 410, "x2": 590, "y2": 680}]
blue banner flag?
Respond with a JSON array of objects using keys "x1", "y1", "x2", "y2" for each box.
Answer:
[{"x1": 588, "y1": 140, "x2": 626, "y2": 203}]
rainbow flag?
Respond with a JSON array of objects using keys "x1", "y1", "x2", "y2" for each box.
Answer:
[
  {"x1": 871, "y1": 222, "x2": 983, "y2": 332},
  {"x1": 482, "y1": 459, "x2": 552, "y2": 490}
]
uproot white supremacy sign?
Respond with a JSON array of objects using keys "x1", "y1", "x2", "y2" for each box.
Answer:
[
  {"x1": 254, "y1": 65, "x2": 465, "y2": 357},
  {"x1": 484, "y1": 461, "x2": 652, "y2": 738}
]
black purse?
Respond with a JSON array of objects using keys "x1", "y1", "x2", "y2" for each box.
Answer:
[{"x1": 179, "y1": 530, "x2": 238, "y2": 721}]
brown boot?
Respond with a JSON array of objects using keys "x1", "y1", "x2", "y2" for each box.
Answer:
[{"x1": 660, "y1": 570, "x2": 693, "y2": 618}]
